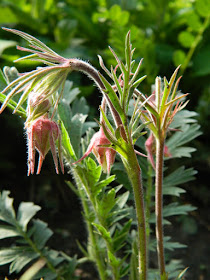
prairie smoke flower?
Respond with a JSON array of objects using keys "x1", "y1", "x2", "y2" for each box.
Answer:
[
  {"x1": 73, "y1": 127, "x2": 116, "y2": 174},
  {"x1": 27, "y1": 115, "x2": 64, "y2": 175},
  {"x1": 0, "y1": 28, "x2": 72, "y2": 115}
]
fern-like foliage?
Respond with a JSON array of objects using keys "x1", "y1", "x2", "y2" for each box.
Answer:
[{"x1": 0, "y1": 190, "x2": 80, "y2": 280}]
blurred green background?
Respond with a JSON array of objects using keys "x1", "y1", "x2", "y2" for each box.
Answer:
[{"x1": 0, "y1": 0, "x2": 209, "y2": 279}]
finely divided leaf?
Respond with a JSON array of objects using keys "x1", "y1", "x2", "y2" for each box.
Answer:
[
  {"x1": 163, "y1": 167, "x2": 197, "y2": 188},
  {"x1": 163, "y1": 203, "x2": 196, "y2": 217},
  {"x1": 17, "y1": 202, "x2": 41, "y2": 231},
  {"x1": 32, "y1": 219, "x2": 53, "y2": 250}
]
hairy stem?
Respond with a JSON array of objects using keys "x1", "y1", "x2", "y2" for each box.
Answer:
[
  {"x1": 69, "y1": 58, "x2": 123, "y2": 128},
  {"x1": 122, "y1": 146, "x2": 147, "y2": 280},
  {"x1": 155, "y1": 137, "x2": 166, "y2": 277},
  {"x1": 145, "y1": 163, "x2": 153, "y2": 268},
  {"x1": 73, "y1": 168, "x2": 107, "y2": 280}
]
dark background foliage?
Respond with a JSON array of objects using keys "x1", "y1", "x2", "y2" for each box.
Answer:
[{"x1": 0, "y1": 0, "x2": 209, "y2": 279}]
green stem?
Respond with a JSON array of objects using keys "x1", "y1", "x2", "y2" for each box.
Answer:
[
  {"x1": 73, "y1": 169, "x2": 107, "y2": 280},
  {"x1": 145, "y1": 163, "x2": 153, "y2": 264},
  {"x1": 155, "y1": 137, "x2": 166, "y2": 277},
  {"x1": 180, "y1": 15, "x2": 209, "y2": 76},
  {"x1": 122, "y1": 146, "x2": 147, "y2": 280}
]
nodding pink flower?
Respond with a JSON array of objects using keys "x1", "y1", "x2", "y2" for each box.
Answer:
[
  {"x1": 27, "y1": 116, "x2": 64, "y2": 175},
  {"x1": 73, "y1": 127, "x2": 116, "y2": 174},
  {"x1": 145, "y1": 134, "x2": 172, "y2": 170}
]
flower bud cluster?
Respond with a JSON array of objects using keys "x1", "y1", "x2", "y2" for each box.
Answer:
[{"x1": 25, "y1": 91, "x2": 64, "y2": 175}]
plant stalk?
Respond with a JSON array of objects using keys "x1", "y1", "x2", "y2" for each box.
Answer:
[
  {"x1": 122, "y1": 146, "x2": 147, "y2": 280},
  {"x1": 73, "y1": 168, "x2": 107, "y2": 280},
  {"x1": 155, "y1": 136, "x2": 166, "y2": 277},
  {"x1": 145, "y1": 163, "x2": 153, "y2": 266}
]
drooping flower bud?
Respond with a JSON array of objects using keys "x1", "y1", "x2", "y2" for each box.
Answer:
[
  {"x1": 73, "y1": 127, "x2": 116, "y2": 174},
  {"x1": 27, "y1": 116, "x2": 64, "y2": 175}
]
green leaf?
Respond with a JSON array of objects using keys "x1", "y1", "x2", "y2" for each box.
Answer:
[
  {"x1": 165, "y1": 260, "x2": 184, "y2": 279},
  {"x1": 0, "y1": 225, "x2": 20, "y2": 239},
  {"x1": 60, "y1": 121, "x2": 77, "y2": 161},
  {"x1": 86, "y1": 157, "x2": 102, "y2": 186},
  {"x1": 111, "y1": 65, "x2": 124, "y2": 101},
  {"x1": 109, "y1": 5, "x2": 130, "y2": 26},
  {"x1": 116, "y1": 191, "x2": 129, "y2": 209},
  {"x1": 69, "y1": 113, "x2": 87, "y2": 157},
  {"x1": 82, "y1": 121, "x2": 98, "y2": 134},
  {"x1": 43, "y1": 249, "x2": 64, "y2": 266},
  {"x1": 0, "y1": 6, "x2": 18, "y2": 24},
  {"x1": 98, "y1": 72, "x2": 125, "y2": 122},
  {"x1": 132, "y1": 75, "x2": 147, "y2": 89},
  {"x1": 131, "y1": 122, "x2": 148, "y2": 143},
  {"x1": 0, "y1": 191, "x2": 16, "y2": 226},
  {"x1": 9, "y1": 249, "x2": 38, "y2": 274},
  {"x1": 186, "y1": 12, "x2": 202, "y2": 31},
  {"x1": 163, "y1": 203, "x2": 196, "y2": 217},
  {"x1": 17, "y1": 202, "x2": 41, "y2": 231},
  {"x1": 61, "y1": 80, "x2": 80, "y2": 106},
  {"x1": 0, "y1": 247, "x2": 38, "y2": 271},
  {"x1": 58, "y1": 99, "x2": 72, "y2": 135},
  {"x1": 0, "y1": 92, "x2": 27, "y2": 118},
  {"x1": 167, "y1": 124, "x2": 202, "y2": 157},
  {"x1": 3, "y1": 17, "x2": 47, "y2": 40},
  {"x1": 32, "y1": 219, "x2": 53, "y2": 250},
  {"x1": 163, "y1": 186, "x2": 186, "y2": 197},
  {"x1": 99, "y1": 105, "x2": 115, "y2": 135},
  {"x1": 195, "y1": 0, "x2": 210, "y2": 17},
  {"x1": 33, "y1": 267, "x2": 57, "y2": 280},
  {"x1": 92, "y1": 223, "x2": 111, "y2": 242},
  {"x1": 0, "y1": 40, "x2": 16, "y2": 56},
  {"x1": 170, "y1": 110, "x2": 198, "y2": 129},
  {"x1": 178, "y1": 31, "x2": 195, "y2": 48},
  {"x1": 72, "y1": 97, "x2": 89, "y2": 115},
  {"x1": 93, "y1": 175, "x2": 115, "y2": 196},
  {"x1": 173, "y1": 50, "x2": 186, "y2": 67},
  {"x1": 108, "y1": 250, "x2": 120, "y2": 267},
  {"x1": 98, "y1": 188, "x2": 116, "y2": 218},
  {"x1": 163, "y1": 167, "x2": 197, "y2": 189},
  {"x1": 0, "y1": 248, "x2": 18, "y2": 265},
  {"x1": 164, "y1": 236, "x2": 187, "y2": 251},
  {"x1": 113, "y1": 219, "x2": 132, "y2": 251}
]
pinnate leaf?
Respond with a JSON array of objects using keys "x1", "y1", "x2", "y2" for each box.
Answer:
[{"x1": 163, "y1": 167, "x2": 197, "y2": 190}]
